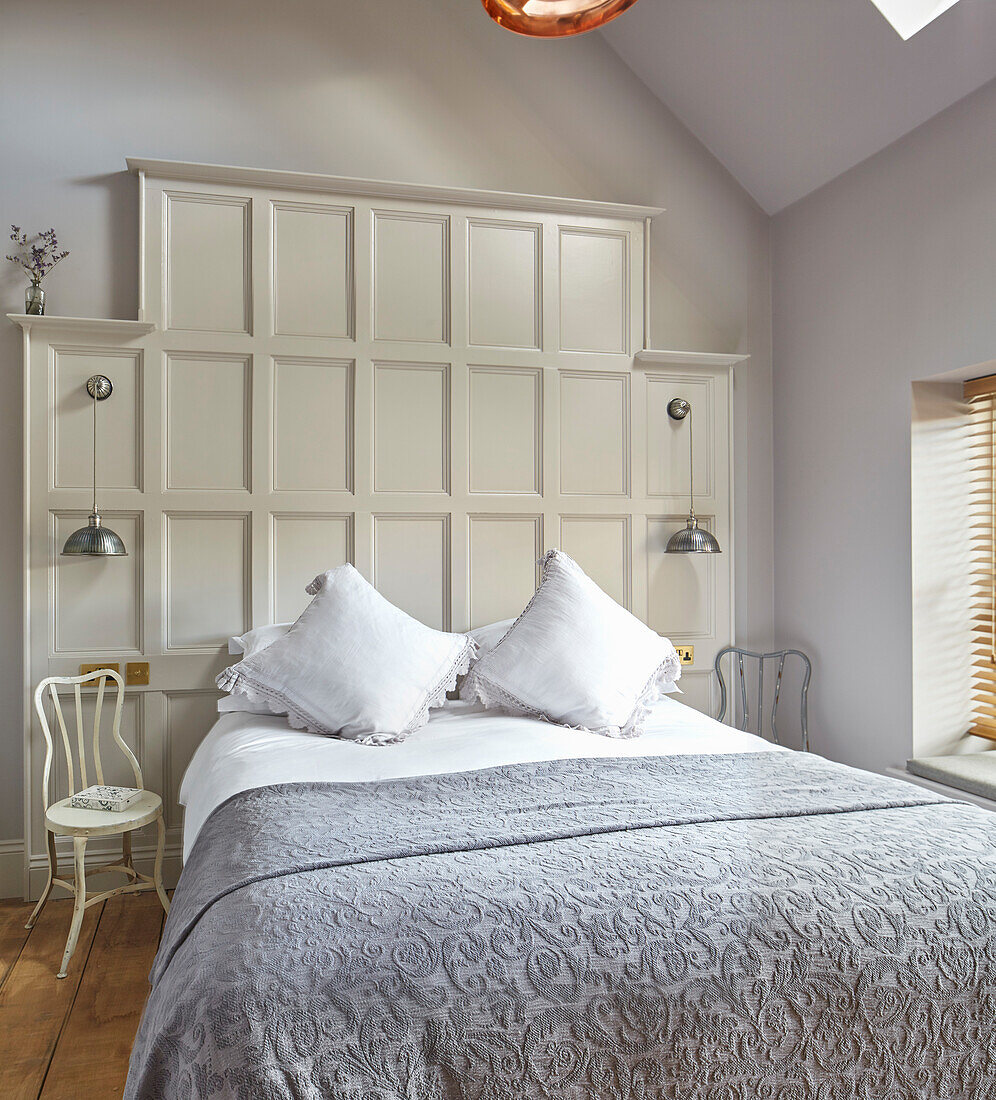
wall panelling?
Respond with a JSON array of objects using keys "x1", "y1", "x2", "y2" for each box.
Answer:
[{"x1": 15, "y1": 160, "x2": 739, "y2": 898}]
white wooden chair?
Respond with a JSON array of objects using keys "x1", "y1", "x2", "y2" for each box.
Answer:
[{"x1": 26, "y1": 668, "x2": 170, "y2": 977}]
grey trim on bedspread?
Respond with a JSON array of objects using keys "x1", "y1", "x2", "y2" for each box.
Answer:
[{"x1": 126, "y1": 752, "x2": 996, "y2": 1100}]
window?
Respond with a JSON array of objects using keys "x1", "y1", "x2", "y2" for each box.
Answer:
[
  {"x1": 965, "y1": 373, "x2": 996, "y2": 740},
  {"x1": 868, "y1": 0, "x2": 961, "y2": 40}
]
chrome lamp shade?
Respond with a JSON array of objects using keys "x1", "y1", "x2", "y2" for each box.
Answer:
[
  {"x1": 63, "y1": 513, "x2": 127, "y2": 556},
  {"x1": 664, "y1": 396, "x2": 721, "y2": 554},
  {"x1": 61, "y1": 374, "x2": 128, "y2": 557},
  {"x1": 666, "y1": 515, "x2": 721, "y2": 554}
]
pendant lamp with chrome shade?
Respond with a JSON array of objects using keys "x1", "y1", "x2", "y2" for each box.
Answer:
[
  {"x1": 481, "y1": 0, "x2": 641, "y2": 38},
  {"x1": 665, "y1": 397, "x2": 721, "y2": 554},
  {"x1": 62, "y1": 374, "x2": 127, "y2": 556}
]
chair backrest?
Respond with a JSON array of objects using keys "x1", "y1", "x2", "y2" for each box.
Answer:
[
  {"x1": 714, "y1": 646, "x2": 812, "y2": 752},
  {"x1": 33, "y1": 669, "x2": 141, "y2": 811}
]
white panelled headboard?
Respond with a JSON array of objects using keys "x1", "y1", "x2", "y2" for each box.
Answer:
[{"x1": 14, "y1": 159, "x2": 742, "y2": 896}]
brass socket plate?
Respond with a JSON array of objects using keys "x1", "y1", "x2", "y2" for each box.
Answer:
[
  {"x1": 675, "y1": 645, "x2": 695, "y2": 666},
  {"x1": 126, "y1": 662, "x2": 150, "y2": 686},
  {"x1": 79, "y1": 662, "x2": 120, "y2": 677}
]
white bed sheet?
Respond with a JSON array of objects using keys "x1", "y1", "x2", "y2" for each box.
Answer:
[{"x1": 179, "y1": 697, "x2": 782, "y2": 860}]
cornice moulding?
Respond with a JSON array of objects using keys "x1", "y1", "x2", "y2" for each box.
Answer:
[{"x1": 127, "y1": 157, "x2": 665, "y2": 221}]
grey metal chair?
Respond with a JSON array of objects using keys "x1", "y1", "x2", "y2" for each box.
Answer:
[{"x1": 715, "y1": 646, "x2": 812, "y2": 752}]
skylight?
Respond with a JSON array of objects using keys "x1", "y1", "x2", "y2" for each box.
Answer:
[{"x1": 868, "y1": 0, "x2": 962, "y2": 39}]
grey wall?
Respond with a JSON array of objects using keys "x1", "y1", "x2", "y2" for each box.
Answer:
[
  {"x1": 772, "y1": 77, "x2": 996, "y2": 773},
  {"x1": 0, "y1": 0, "x2": 773, "y2": 850}
]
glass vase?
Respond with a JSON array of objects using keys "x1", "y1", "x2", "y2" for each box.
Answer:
[{"x1": 25, "y1": 282, "x2": 45, "y2": 316}]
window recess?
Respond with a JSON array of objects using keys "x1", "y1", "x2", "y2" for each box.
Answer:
[{"x1": 965, "y1": 373, "x2": 996, "y2": 741}]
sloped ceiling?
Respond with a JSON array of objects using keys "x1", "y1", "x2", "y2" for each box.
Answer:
[{"x1": 602, "y1": 0, "x2": 996, "y2": 213}]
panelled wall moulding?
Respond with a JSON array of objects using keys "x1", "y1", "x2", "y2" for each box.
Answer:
[
  {"x1": 467, "y1": 219, "x2": 542, "y2": 350},
  {"x1": 271, "y1": 201, "x2": 354, "y2": 339},
  {"x1": 52, "y1": 346, "x2": 144, "y2": 492},
  {"x1": 468, "y1": 366, "x2": 543, "y2": 495},
  {"x1": 467, "y1": 513, "x2": 544, "y2": 627},
  {"x1": 128, "y1": 158, "x2": 666, "y2": 220},
  {"x1": 164, "y1": 352, "x2": 252, "y2": 491},
  {"x1": 164, "y1": 191, "x2": 252, "y2": 334},
  {"x1": 558, "y1": 226, "x2": 630, "y2": 355},
  {"x1": 271, "y1": 357, "x2": 355, "y2": 492},
  {"x1": 373, "y1": 211, "x2": 451, "y2": 344},
  {"x1": 15, "y1": 160, "x2": 739, "y2": 902}
]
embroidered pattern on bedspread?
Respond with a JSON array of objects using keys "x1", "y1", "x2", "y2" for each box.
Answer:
[{"x1": 126, "y1": 752, "x2": 996, "y2": 1100}]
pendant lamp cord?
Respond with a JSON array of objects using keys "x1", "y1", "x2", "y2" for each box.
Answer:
[
  {"x1": 688, "y1": 403, "x2": 695, "y2": 519},
  {"x1": 92, "y1": 388, "x2": 98, "y2": 516}
]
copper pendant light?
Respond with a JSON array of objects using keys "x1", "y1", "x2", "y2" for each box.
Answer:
[{"x1": 482, "y1": 0, "x2": 641, "y2": 38}]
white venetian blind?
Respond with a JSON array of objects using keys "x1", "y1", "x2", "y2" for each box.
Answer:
[{"x1": 966, "y1": 373, "x2": 996, "y2": 741}]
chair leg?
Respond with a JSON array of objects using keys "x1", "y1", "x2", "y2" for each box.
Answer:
[
  {"x1": 25, "y1": 830, "x2": 57, "y2": 931},
  {"x1": 122, "y1": 829, "x2": 138, "y2": 881},
  {"x1": 58, "y1": 836, "x2": 88, "y2": 979},
  {"x1": 153, "y1": 814, "x2": 170, "y2": 916}
]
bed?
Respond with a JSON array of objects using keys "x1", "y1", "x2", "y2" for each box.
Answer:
[{"x1": 125, "y1": 696, "x2": 996, "y2": 1099}]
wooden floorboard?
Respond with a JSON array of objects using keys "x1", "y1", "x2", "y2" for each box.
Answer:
[
  {"x1": 0, "y1": 899, "x2": 102, "y2": 1100},
  {"x1": 0, "y1": 899, "x2": 34, "y2": 991},
  {"x1": 40, "y1": 893, "x2": 163, "y2": 1100}
]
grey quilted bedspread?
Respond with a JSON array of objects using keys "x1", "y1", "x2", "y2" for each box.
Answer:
[{"x1": 125, "y1": 752, "x2": 996, "y2": 1099}]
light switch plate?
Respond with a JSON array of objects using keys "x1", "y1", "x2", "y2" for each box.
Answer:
[
  {"x1": 675, "y1": 645, "x2": 694, "y2": 666},
  {"x1": 126, "y1": 662, "x2": 150, "y2": 686}
]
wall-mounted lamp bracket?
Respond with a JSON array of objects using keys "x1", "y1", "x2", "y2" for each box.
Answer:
[{"x1": 85, "y1": 375, "x2": 113, "y2": 401}]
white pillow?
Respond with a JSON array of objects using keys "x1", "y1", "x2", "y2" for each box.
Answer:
[
  {"x1": 469, "y1": 618, "x2": 515, "y2": 657},
  {"x1": 219, "y1": 623, "x2": 295, "y2": 713},
  {"x1": 461, "y1": 550, "x2": 680, "y2": 738},
  {"x1": 217, "y1": 564, "x2": 476, "y2": 744},
  {"x1": 228, "y1": 622, "x2": 292, "y2": 657},
  {"x1": 217, "y1": 693, "x2": 281, "y2": 715}
]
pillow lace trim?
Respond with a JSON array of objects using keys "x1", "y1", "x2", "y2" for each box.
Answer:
[
  {"x1": 217, "y1": 635, "x2": 477, "y2": 747},
  {"x1": 460, "y1": 647, "x2": 679, "y2": 740},
  {"x1": 460, "y1": 548, "x2": 682, "y2": 738}
]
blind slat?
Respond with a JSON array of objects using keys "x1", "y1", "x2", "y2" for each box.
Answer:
[{"x1": 966, "y1": 380, "x2": 996, "y2": 718}]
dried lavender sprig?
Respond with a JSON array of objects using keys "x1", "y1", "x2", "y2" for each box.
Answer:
[{"x1": 6, "y1": 225, "x2": 70, "y2": 281}]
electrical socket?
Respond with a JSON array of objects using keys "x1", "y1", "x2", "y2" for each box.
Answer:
[
  {"x1": 79, "y1": 662, "x2": 120, "y2": 677},
  {"x1": 675, "y1": 645, "x2": 694, "y2": 666}
]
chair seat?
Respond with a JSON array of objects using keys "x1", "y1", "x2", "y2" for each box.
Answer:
[{"x1": 45, "y1": 790, "x2": 163, "y2": 837}]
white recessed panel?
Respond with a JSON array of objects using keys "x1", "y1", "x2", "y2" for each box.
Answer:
[
  {"x1": 468, "y1": 221, "x2": 540, "y2": 348},
  {"x1": 468, "y1": 515, "x2": 542, "y2": 628},
  {"x1": 273, "y1": 358, "x2": 353, "y2": 492},
  {"x1": 647, "y1": 375, "x2": 714, "y2": 499},
  {"x1": 50, "y1": 694, "x2": 142, "y2": 805},
  {"x1": 559, "y1": 228, "x2": 627, "y2": 353},
  {"x1": 53, "y1": 511, "x2": 142, "y2": 653},
  {"x1": 166, "y1": 193, "x2": 250, "y2": 333},
  {"x1": 166, "y1": 354, "x2": 250, "y2": 491},
  {"x1": 273, "y1": 202, "x2": 352, "y2": 337},
  {"x1": 647, "y1": 515, "x2": 715, "y2": 638},
  {"x1": 670, "y1": 671, "x2": 715, "y2": 717},
  {"x1": 469, "y1": 367, "x2": 542, "y2": 495},
  {"x1": 373, "y1": 514, "x2": 449, "y2": 630},
  {"x1": 374, "y1": 362, "x2": 449, "y2": 493},
  {"x1": 166, "y1": 513, "x2": 250, "y2": 650},
  {"x1": 373, "y1": 212, "x2": 449, "y2": 343},
  {"x1": 53, "y1": 349, "x2": 142, "y2": 491},
  {"x1": 559, "y1": 514, "x2": 631, "y2": 609},
  {"x1": 272, "y1": 513, "x2": 353, "y2": 622},
  {"x1": 165, "y1": 692, "x2": 223, "y2": 827},
  {"x1": 560, "y1": 371, "x2": 629, "y2": 496}
]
